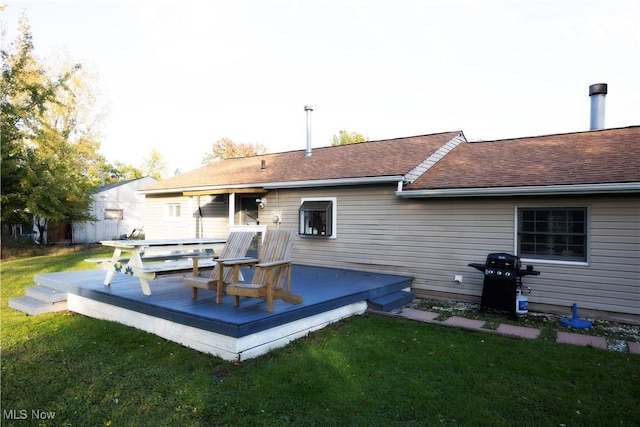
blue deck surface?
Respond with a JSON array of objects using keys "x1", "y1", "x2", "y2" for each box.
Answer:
[{"x1": 35, "y1": 265, "x2": 413, "y2": 338}]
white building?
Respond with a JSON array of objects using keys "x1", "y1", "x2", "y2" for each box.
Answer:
[{"x1": 71, "y1": 177, "x2": 158, "y2": 243}]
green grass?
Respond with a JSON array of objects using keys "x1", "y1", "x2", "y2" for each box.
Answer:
[{"x1": 2, "y1": 245, "x2": 639, "y2": 426}]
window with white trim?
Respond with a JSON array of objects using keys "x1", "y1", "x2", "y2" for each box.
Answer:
[
  {"x1": 166, "y1": 203, "x2": 181, "y2": 218},
  {"x1": 299, "y1": 198, "x2": 336, "y2": 238},
  {"x1": 103, "y1": 209, "x2": 123, "y2": 220},
  {"x1": 517, "y1": 207, "x2": 587, "y2": 262}
]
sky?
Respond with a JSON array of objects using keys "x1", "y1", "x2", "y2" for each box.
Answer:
[{"x1": 2, "y1": 0, "x2": 639, "y2": 176}]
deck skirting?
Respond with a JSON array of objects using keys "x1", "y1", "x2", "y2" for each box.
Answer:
[{"x1": 67, "y1": 294, "x2": 368, "y2": 361}]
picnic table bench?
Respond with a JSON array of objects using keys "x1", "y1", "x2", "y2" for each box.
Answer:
[
  {"x1": 98, "y1": 238, "x2": 226, "y2": 295},
  {"x1": 86, "y1": 252, "x2": 217, "y2": 276}
]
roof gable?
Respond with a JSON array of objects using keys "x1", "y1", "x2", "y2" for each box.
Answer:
[{"x1": 93, "y1": 176, "x2": 158, "y2": 194}]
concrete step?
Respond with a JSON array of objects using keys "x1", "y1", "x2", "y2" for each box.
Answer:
[
  {"x1": 25, "y1": 285, "x2": 68, "y2": 303},
  {"x1": 368, "y1": 290, "x2": 414, "y2": 312},
  {"x1": 8, "y1": 295, "x2": 67, "y2": 316}
]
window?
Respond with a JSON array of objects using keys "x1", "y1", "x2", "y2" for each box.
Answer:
[
  {"x1": 103, "y1": 209, "x2": 123, "y2": 220},
  {"x1": 166, "y1": 203, "x2": 181, "y2": 218},
  {"x1": 517, "y1": 207, "x2": 587, "y2": 262},
  {"x1": 299, "y1": 199, "x2": 335, "y2": 238}
]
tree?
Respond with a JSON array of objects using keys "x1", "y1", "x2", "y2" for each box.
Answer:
[
  {"x1": 331, "y1": 130, "x2": 367, "y2": 146},
  {"x1": 102, "y1": 161, "x2": 144, "y2": 183},
  {"x1": 1, "y1": 15, "x2": 45, "y2": 227},
  {"x1": 141, "y1": 148, "x2": 167, "y2": 181},
  {"x1": 202, "y1": 138, "x2": 268, "y2": 163},
  {"x1": 1, "y1": 14, "x2": 102, "y2": 242}
]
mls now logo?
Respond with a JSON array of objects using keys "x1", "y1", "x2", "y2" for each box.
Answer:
[
  {"x1": 3, "y1": 409, "x2": 56, "y2": 420},
  {"x1": 3, "y1": 409, "x2": 28, "y2": 420}
]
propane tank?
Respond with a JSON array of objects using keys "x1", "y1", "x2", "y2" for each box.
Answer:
[{"x1": 516, "y1": 289, "x2": 529, "y2": 315}]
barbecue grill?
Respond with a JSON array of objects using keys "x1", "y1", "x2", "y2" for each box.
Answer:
[{"x1": 468, "y1": 253, "x2": 540, "y2": 317}]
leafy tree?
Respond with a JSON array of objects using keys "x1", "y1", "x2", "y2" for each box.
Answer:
[
  {"x1": 331, "y1": 130, "x2": 367, "y2": 146},
  {"x1": 1, "y1": 14, "x2": 101, "y2": 242},
  {"x1": 1, "y1": 15, "x2": 43, "y2": 226},
  {"x1": 202, "y1": 138, "x2": 268, "y2": 163},
  {"x1": 141, "y1": 148, "x2": 167, "y2": 181},
  {"x1": 102, "y1": 161, "x2": 144, "y2": 183}
]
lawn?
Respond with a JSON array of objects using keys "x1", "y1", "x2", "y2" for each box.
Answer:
[{"x1": 1, "y1": 245, "x2": 639, "y2": 426}]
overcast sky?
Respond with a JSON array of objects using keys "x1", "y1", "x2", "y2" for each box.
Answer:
[{"x1": 2, "y1": 0, "x2": 639, "y2": 175}]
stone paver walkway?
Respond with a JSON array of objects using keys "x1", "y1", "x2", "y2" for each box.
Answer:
[
  {"x1": 496, "y1": 323, "x2": 541, "y2": 339},
  {"x1": 396, "y1": 308, "x2": 640, "y2": 353},
  {"x1": 398, "y1": 309, "x2": 439, "y2": 322},
  {"x1": 443, "y1": 316, "x2": 485, "y2": 329},
  {"x1": 556, "y1": 331, "x2": 607, "y2": 349}
]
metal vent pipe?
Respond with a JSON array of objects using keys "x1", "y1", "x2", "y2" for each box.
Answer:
[
  {"x1": 304, "y1": 105, "x2": 313, "y2": 157},
  {"x1": 589, "y1": 83, "x2": 607, "y2": 130}
]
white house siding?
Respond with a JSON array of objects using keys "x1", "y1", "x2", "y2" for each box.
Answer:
[
  {"x1": 260, "y1": 186, "x2": 639, "y2": 318},
  {"x1": 144, "y1": 194, "x2": 230, "y2": 239},
  {"x1": 141, "y1": 186, "x2": 639, "y2": 318},
  {"x1": 266, "y1": 185, "x2": 513, "y2": 293}
]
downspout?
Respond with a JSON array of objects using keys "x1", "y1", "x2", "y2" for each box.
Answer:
[{"x1": 197, "y1": 195, "x2": 204, "y2": 238}]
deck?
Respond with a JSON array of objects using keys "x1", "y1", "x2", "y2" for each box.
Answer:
[{"x1": 34, "y1": 265, "x2": 413, "y2": 361}]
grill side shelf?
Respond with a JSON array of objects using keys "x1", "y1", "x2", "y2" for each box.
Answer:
[{"x1": 468, "y1": 263, "x2": 486, "y2": 272}]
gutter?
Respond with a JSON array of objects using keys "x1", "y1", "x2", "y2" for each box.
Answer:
[{"x1": 396, "y1": 182, "x2": 640, "y2": 198}]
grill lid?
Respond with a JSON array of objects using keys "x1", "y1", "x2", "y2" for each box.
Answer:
[{"x1": 486, "y1": 253, "x2": 521, "y2": 270}]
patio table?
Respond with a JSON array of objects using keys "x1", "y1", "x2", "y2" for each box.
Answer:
[{"x1": 100, "y1": 238, "x2": 226, "y2": 295}]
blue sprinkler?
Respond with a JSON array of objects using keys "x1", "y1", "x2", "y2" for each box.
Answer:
[{"x1": 559, "y1": 303, "x2": 592, "y2": 329}]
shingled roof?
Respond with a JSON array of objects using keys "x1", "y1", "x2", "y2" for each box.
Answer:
[
  {"x1": 142, "y1": 131, "x2": 462, "y2": 193},
  {"x1": 403, "y1": 126, "x2": 640, "y2": 193},
  {"x1": 142, "y1": 126, "x2": 639, "y2": 197}
]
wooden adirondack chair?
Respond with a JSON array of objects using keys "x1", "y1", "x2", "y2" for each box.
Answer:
[
  {"x1": 223, "y1": 229, "x2": 302, "y2": 312},
  {"x1": 183, "y1": 231, "x2": 255, "y2": 302}
]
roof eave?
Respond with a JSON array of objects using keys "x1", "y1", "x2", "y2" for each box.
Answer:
[{"x1": 396, "y1": 182, "x2": 640, "y2": 198}]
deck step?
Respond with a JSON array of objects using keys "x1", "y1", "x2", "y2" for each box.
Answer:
[
  {"x1": 25, "y1": 285, "x2": 68, "y2": 303},
  {"x1": 8, "y1": 295, "x2": 68, "y2": 315},
  {"x1": 368, "y1": 290, "x2": 414, "y2": 312},
  {"x1": 9, "y1": 285, "x2": 68, "y2": 316}
]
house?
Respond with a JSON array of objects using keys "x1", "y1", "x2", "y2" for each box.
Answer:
[
  {"x1": 139, "y1": 127, "x2": 640, "y2": 321},
  {"x1": 71, "y1": 177, "x2": 158, "y2": 243}
]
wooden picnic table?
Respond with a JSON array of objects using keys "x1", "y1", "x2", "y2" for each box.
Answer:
[{"x1": 99, "y1": 238, "x2": 226, "y2": 295}]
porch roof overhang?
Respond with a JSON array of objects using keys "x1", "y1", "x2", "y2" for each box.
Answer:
[
  {"x1": 139, "y1": 185, "x2": 267, "y2": 196},
  {"x1": 182, "y1": 188, "x2": 265, "y2": 196},
  {"x1": 396, "y1": 182, "x2": 640, "y2": 198},
  {"x1": 140, "y1": 175, "x2": 405, "y2": 196}
]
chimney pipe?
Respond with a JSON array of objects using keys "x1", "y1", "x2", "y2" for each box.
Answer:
[
  {"x1": 304, "y1": 105, "x2": 313, "y2": 157},
  {"x1": 589, "y1": 83, "x2": 607, "y2": 130}
]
